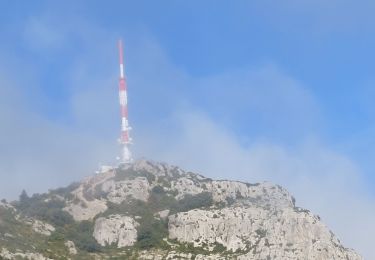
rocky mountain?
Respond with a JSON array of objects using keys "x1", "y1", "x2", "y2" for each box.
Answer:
[{"x1": 0, "y1": 159, "x2": 362, "y2": 259}]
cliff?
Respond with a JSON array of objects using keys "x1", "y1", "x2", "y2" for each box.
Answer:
[{"x1": 0, "y1": 159, "x2": 362, "y2": 259}]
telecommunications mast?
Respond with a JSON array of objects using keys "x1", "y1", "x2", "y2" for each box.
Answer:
[{"x1": 117, "y1": 39, "x2": 133, "y2": 164}]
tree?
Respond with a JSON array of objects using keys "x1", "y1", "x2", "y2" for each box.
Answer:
[{"x1": 19, "y1": 189, "x2": 29, "y2": 202}]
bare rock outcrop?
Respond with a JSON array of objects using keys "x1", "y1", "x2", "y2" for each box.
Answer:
[
  {"x1": 29, "y1": 219, "x2": 55, "y2": 236},
  {"x1": 0, "y1": 248, "x2": 53, "y2": 260},
  {"x1": 93, "y1": 214, "x2": 139, "y2": 247},
  {"x1": 168, "y1": 206, "x2": 361, "y2": 259},
  {"x1": 101, "y1": 177, "x2": 150, "y2": 204},
  {"x1": 64, "y1": 240, "x2": 77, "y2": 255},
  {"x1": 63, "y1": 169, "x2": 115, "y2": 221}
]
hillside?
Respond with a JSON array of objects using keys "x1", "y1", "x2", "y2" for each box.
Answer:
[{"x1": 0, "y1": 159, "x2": 362, "y2": 259}]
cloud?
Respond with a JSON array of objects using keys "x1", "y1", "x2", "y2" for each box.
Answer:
[
  {"x1": 0, "y1": 60, "x2": 117, "y2": 200},
  {"x1": 138, "y1": 110, "x2": 374, "y2": 259},
  {"x1": 0, "y1": 14, "x2": 125, "y2": 201},
  {"x1": 192, "y1": 64, "x2": 322, "y2": 142},
  {"x1": 128, "y1": 44, "x2": 373, "y2": 258},
  {"x1": 23, "y1": 16, "x2": 66, "y2": 51}
]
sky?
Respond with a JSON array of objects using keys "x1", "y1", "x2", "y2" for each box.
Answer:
[{"x1": 1, "y1": 0, "x2": 375, "y2": 258}]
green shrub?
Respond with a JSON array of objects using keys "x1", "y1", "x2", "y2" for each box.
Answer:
[
  {"x1": 65, "y1": 221, "x2": 101, "y2": 252},
  {"x1": 255, "y1": 228, "x2": 267, "y2": 238},
  {"x1": 50, "y1": 182, "x2": 80, "y2": 199},
  {"x1": 148, "y1": 187, "x2": 177, "y2": 212},
  {"x1": 158, "y1": 177, "x2": 171, "y2": 188},
  {"x1": 103, "y1": 199, "x2": 149, "y2": 218},
  {"x1": 211, "y1": 242, "x2": 226, "y2": 253},
  {"x1": 225, "y1": 196, "x2": 235, "y2": 205},
  {"x1": 152, "y1": 185, "x2": 164, "y2": 194},
  {"x1": 171, "y1": 192, "x2": 213, "y2": 213},
  {"x1": 136, "y1": 217, "x2": 168, "y2": 249},
  {"x1": 15, "y1": 193, "x2": 74, "y2": 227},
  {"x1": 114, "y1": 168, "x2": 155, "y2": 183}
]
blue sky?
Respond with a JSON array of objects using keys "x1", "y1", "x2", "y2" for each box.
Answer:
[
  {"x1": 2, "y1": 0, "x2": 375, "y2": 179},
  {"x1": 1, "y1": 1, "x2": 375, "y2": 257}
]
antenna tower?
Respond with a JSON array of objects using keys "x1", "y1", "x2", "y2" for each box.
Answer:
[{"x1": 117, "y1": 39, "x2": 133, "y2": 164}]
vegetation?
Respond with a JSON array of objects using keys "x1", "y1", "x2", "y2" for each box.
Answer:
[
  {"x1": 148, "y1": 186, "x2": 177, "y2": 212},
  {"x1": 15, "y1": 192, "x2": 74, "y2": 227},
  {"x1": 114, "y1": 167, "x2": 155, "y2": 183},
  {"x1": 49, "y1": 182, "x2": 80, "y2": 199},
  {"x1": 0, "y1": 164, "x2": 277, "y2": 259},
  {"x1": 65, "y1": 221, "x2": 101, "y2": 252},
  {"x1": 171, "y1": 192, "x2": 213, "y2": 213},
  {"x1": 255, "y1": 228, "x2": 267, "y2": 238},
  {"x1": 94, "y1": 185, "x2": 214, "y2": 252},
  {"x1": 101, "y1": 199, "x2": 149, "y2": 218},
  {"x1": 0, "y1": 204, "x2": 70, "y2": 258},
  {"x1": 136, "y1": 217, "x2": 168, "y2": 249}
]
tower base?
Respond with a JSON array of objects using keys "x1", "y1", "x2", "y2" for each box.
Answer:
[{"x1": 120, "y1": 144, "x2": 133, "y2": 164}]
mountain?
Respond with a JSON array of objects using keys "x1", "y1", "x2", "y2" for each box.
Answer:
[{"x1": 0, "y1": 159, "x2": 362, "y2": 259}]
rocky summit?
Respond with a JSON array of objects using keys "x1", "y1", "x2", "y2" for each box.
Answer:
[{"x1": 0, "y1": 159, "x2": 362, "y2": 259}]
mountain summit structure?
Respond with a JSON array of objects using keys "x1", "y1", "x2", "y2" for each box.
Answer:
[{"x1": 117, "y1": 39, "x2": 133, "y2": 164}]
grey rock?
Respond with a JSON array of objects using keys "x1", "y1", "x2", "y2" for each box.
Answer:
[{"x1": 93, "y1": 214, "x2": 139, "y2": 247}]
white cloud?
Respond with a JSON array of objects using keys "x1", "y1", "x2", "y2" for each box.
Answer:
[
  {"x1": 23, "y1": 16, "x2": 67, "y2": 51},
  {"x1": 138, "y1": 111, "x2": 374, "y2": 259},
  {"x1": 0, "y1": 64, "x2": 117, "y2": 199},
  {"x1": 192, "y1": 64, "x2": 322, "y2": 141}
]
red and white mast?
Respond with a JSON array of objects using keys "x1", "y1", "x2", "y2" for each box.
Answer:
[{"x1": 118, "y1": 39, "x2": 133, "y2": 164}]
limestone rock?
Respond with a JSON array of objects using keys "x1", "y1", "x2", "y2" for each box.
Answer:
[
  {"x1": 155, "y1": 209, "x2": 170, "y2": 220},
  {"x1": 101, "y1": 177, "x2": 150, "y2": 204},
  {"x1": 165, "y1": 251, "x2": 194, "y2": 259},
  {"x1": 133, "y1": 159, "x2": 184, "y2": 178},
  {"x1": 16, "y1": 216, "x2": 55, "y2": 236},
  {"x1": 172, "y1": 177, "x2": 205, "y2": 200},
  {"x1": 63, "y1": 169, "x2": 115, "y2": 221},
  {"x1": 64, "y1": 240, "x2": 77, "y2": 255},
  {"x1": 137, "y1": 251, "x2": 164, "y2": 260},
  {"x1": 0, "y1": 248, "x2": 53, "y2": 260},
  {"x1": 93, "y1": 214, "x2": 139, "y2": 247},
  {"x1": 208, "y1": 181, "x2": 294, "y2": 209},
  {"x1": 168, "y1": 206, "x2": 361, "y2": 259},
  {"x1": 63, "y1": 190, "x2": 107, "y2": 221},
  {"x1": 195, "y1": 255, "x2": 226, "y2": 260},
  {"x1": 30, "y1": 219, "x2": 55, "y2": 236}
]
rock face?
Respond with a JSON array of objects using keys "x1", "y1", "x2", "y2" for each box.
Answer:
[
  {"x1": 63, "y1": 169, "x2": 114, "y2": 221},
  {"x1": 169, "y1": 207, "x2": 359, "y2": 259},
  {"x1": 102, "y1": 177, "x2": 150, "y2": 204},
  {"x1": 29, "y1": 219, "x2": 55, "y2": 236},
  {"x1": 64, "y1": 240, "x2": 77, "y2": 255},
  {"x1": 0, "y1": 159, "x2": 363, "y2": 259},
  {"x1": 93, "y1": 214, "x2": 139, "y2": 247},
  {"x1": 0, "y1": 248, "x2": 53, "y2": 260}
]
